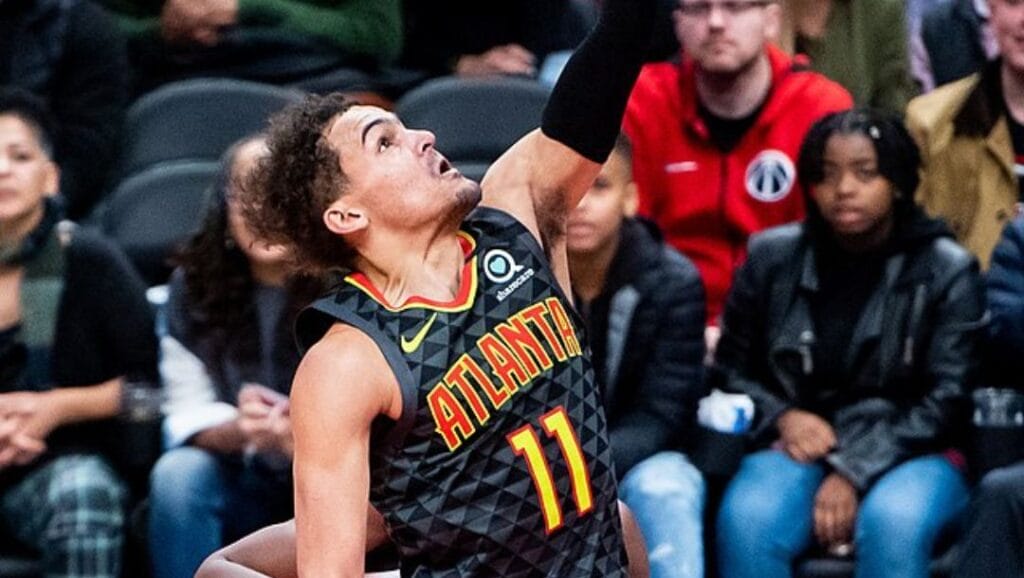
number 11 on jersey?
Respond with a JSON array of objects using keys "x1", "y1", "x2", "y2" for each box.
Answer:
[{"x1": 507, "y1": 406, "x2": 595, "y2": 533}]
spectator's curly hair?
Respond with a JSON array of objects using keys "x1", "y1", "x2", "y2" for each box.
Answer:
[
  {"x1": 177, "y1": 135, "x2": 266, "y2": 333},
  {"x1": 240, "y1": 93, "x2": 357, "y2": 274},
  {"x1": 177, "y1": 135, "x2": 323, "y2": 335}
]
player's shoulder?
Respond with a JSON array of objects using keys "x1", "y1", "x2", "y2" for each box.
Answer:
[
  {"x1": 297, "y1": 324, "x2": 390, "y2": 388},
  {"x1": 294, "y1": 323, "x2": 400, "y2": 419}
]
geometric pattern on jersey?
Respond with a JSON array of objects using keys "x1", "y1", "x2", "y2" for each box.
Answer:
[{"x1": 297, "y1": 207, "x2": 627, "y2": 577}]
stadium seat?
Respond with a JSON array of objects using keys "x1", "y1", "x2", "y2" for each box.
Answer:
[
  {"x1": 395, "y1": 76, "x2": 551, "y2": 180},
  {"x1": 118, "y1": 78, "x2": 303, "y2": 179},
  {"x1": 100, "y1": 161, "x2": 220, "y2": 286},
  {"x1": 795, "y1": 541, "x2": 959, "y2": 578}
]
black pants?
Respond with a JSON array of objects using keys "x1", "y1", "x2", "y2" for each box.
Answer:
[{"x1": 955, "y1": 461, "x2": 1024, "y2": 578}]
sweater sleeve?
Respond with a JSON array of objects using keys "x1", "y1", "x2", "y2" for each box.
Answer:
[
  {"x1": 61, "y1": 232, "x2": 158, "y2": 387},
  {"x1": 237, "y1": 0, "x2": 402, "y2": 65}
]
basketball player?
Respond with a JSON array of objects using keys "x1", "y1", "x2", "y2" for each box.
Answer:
[{"x1": 195, "y1": 0, "x2": 656, "y2": 575}]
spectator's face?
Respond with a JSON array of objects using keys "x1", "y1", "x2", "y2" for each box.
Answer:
[
  {"x1": 226, "y1": 139, "x2": 289, "y2": 268},
  {"x1": 322, "y1": 106, "x2": 481, "y2": 240},
  {"x1": 674, "y1": 0, "x2": 780, "y2": 76},
  {"x1": 991, "y1": 0, "x2": 1024, "y2": 74},
  {"x1": 567, "y1": 150, "x2": 637, "y2": 256},
  {"x1": 0, "y1": 114, "x2": 58, "y2": 234},
  {"x1": 811, "y1": 133, "x2": 895, "y2": 242}
]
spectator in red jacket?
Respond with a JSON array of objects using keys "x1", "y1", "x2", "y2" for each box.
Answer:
[{"x1": 623, "y1": 0, "x2": 852, "y2": 351}]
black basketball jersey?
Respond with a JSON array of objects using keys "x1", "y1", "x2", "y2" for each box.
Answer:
[{"x1": 296, "y1": 207, "x2": 626, "y2": 578}]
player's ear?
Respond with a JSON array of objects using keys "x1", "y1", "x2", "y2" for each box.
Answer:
[{"x1": 324, "y1": 199, "x2": 368, "y2": 237}]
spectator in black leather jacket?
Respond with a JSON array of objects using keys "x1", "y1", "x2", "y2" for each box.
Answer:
[{"x1": 714, "y1": 109, "x2": 986, "y2": 578}]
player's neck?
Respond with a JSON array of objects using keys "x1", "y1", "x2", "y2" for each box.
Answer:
[
  {"x1": 696, "y1": 52, "x2": 772, "y2": 119},
  {"x1": 354, "y1": 231, "x2": 466, "y2": 305}
]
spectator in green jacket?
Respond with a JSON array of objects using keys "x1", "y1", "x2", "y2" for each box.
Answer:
[
  {"x1": 98, "y1": 0, "x2": 402, "y2": 92},
  {"x1": 776, "y1": 0, "x2": 916, "y2": 114}
]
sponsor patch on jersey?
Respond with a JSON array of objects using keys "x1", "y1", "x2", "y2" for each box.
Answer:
[
  {"x1": 483, "y1": 249, "x2": 536, "y2": 302},
  {"x1": 745, "y1": 150, "x2": 796, "y2": 203},
  {"x1": 483, "y1": 249, "x2": 523, "y2": 284}
]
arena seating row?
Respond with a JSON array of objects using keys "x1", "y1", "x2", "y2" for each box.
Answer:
[{"x1": 91, "y1": 75, "x2": 551, "y2": 287}]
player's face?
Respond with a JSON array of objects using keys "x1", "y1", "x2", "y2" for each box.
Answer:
[
  {"x1": 674, "y1": 0, "x2": 779, "y2": 77},
  {"x1": 226, "y1": 139, "x2": 290, "y2": 268},
  {"x1": 992, "y1": 0, "x2": 1024, "y2": 75},
  {"x1": 811, "y1": 133, "x2": 895, "y2": 243},
  {"x1": 0, "y1": 114, "x2": 58, "y2": 237},
  {"x1": 325, "y1": 106, "x2": 481, "y2": 232},
  {"x1": 567, "y1": 150, "x2": 637, "y2": 255}
]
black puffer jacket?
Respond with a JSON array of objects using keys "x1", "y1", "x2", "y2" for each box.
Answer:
[
  {"x1": 578, "y1": 218, "x2": 706, "y2": 479},
  {"x1": 711, "y1": 214, "x2": 986, "y2": 491}
]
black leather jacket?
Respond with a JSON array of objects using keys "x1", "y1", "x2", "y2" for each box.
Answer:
[{"x1": 711, "y1": 222, "x2": 987, "y2": 491}]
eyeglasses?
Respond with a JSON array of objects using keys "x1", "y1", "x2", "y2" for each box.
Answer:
[{"x1": 677, "y1": 0, "x2": 773, "y2": 18}]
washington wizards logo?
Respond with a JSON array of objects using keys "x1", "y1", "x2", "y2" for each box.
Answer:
[
  {"x1": 745, "y1": 150, "x2": 796, "y2": 203},
  {"x1": 483, "y1": 249, "x2": 523, "y2": 284}
]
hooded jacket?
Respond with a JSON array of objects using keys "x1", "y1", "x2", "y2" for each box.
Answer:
[
  {"x1": 711, "y1": 205, "x2": 986, "y2": 491},
  {"x1": 624, "y1": 44, "x2": 852, "y2": 324}
]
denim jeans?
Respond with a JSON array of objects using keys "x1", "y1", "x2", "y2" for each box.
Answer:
[
  {"x1": 148, "y1": 446, "x2": 293, "y2": 578},
  {"x1": 716, "y1": 450, "x2": 969, "y2": 578},
  {"x1": 954, "y1": 461, "x2": 1024, "y2": 578},
  {"x1": 618, "y1": 451, "x2": 706, "y2": 578}
]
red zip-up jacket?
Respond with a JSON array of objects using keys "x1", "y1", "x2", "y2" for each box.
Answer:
[{"x1": 624, "y1": 45, "x2": 852, "y2": 324}]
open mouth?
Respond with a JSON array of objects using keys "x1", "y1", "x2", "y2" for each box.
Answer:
[{"x1": 437, "y1": 157, "x2": 461, "y2": 178}]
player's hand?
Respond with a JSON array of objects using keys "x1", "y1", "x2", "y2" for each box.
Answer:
[
  {"x1": 814, "y1": 473, "x2": 858, "y2": 548},
  {"x1": 455, "y1": 44, "x2": 537, "y2": 77},
  {"x1": 776, "y1": 409, "x2": 836, "y2": 463}
]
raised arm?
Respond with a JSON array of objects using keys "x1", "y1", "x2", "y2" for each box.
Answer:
[
  {"x1": 290, "y1": 325, "x2": 400, "y2": 578},
  {"x1": 480, "y1": 0, "x2": 656, "y2": 256}
]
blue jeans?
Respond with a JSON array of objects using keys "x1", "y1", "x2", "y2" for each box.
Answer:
[
  {"x1": 619, "y1": 451, "x2": 706, "y2": 578},
  {"x1": 716, "y1": 450, "x2": 968, "y2": 578},
  {"x1": 148, "y1": 446, "x2": 293, "y2": 578}
]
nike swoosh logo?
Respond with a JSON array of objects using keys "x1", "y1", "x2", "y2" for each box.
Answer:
[{"x1": 400, "y1": 312, "x2": 438, "y2": 354}]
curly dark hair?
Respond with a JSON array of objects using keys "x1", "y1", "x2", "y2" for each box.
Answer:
[
  {"x1": 240, "y1": 92, "x2": 357, "y2": 274},
  {"x1": 177, "y1": 135, "x2": 322, "y2": 334}
]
